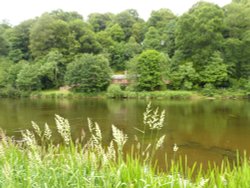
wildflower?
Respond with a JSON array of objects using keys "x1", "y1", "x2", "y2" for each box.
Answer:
[
  {"x1": 32, "y1": 121, "x2": 42, "y2": 137},
  {"x1": 156, "y1": 135, "x2": 166, "y2": 150},
  {"x1": 87, "y1": 119, "x2": 102, "y2": 149},
  {"x1": 21, "y1": 129, "x2": 37, "y2": 147},
  {"x1": 112, "y1": 125, "x2": 128, "y2": 151},
  {"x1": 2, "y1": 163, "x2": 12, "y2": 180},
  {"x1": 94, "y1": 122, "x2": 102, "y2": 142},
  {"x1": 144, "y1": 165, "x2": 149, "y2": 173},
  {"x1": 220, "y1": 175, "x2": 227, "y2": 186},
  {"x1": 143, "y1": 103, "x2": 166, "y2": 130},
  {"x1": 198, "y1": 178, "x2": 209, "y2": 187},
  {"x1": 0, "y1": 144, "x2": 4, "y2": 157},
  {"x1": 173, "y1": 143, "x2": 179, "y2": 152},
  {"x1": 106, "y1": 141, "x2": 116, "y2": 161},
  {"x1": 55, "y1": 114, "x2": 71, "y2": 145},
  {"x1": 44, "y1": 123, "x2": 52, "y2": 140}
]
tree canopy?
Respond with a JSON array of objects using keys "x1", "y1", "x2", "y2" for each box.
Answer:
[{"x1": 0, "y1": 1, "x2": 249, "y2": 95}]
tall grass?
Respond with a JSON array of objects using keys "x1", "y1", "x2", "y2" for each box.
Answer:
[{"x1": 0, "y1": 104, "x2": 250, "y2": 187}]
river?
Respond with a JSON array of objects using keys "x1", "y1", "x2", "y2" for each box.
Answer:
[{"x1": 0, "y1": 98, "x2": 249, "y2": 167}]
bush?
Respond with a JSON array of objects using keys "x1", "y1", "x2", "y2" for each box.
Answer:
[
  {"x1": 0, "y1": 86, "x2": 21, "y2": 98},
  {"x1": 201, "y1": 83, "x2": 215, "y2": 97},
  {"x1": 107, "y1": 84, "x2": 124, "y2": 98},
  {"x1": 65, "y1": 54, "x2": 112, "y2": 93}
]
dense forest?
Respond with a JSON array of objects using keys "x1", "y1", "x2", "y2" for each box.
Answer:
[{"x1": 0, "y1": 0, "x2": 249, "y2": 96}]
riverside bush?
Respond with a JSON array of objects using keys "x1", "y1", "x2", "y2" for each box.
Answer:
[{"x1": 107, "y1": 84, "x2": 124, "y2": 98}]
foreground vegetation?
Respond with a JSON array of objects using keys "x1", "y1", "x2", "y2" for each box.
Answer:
[{"x1": 0, "y1": 104, "x2": 250, "y2": 187}]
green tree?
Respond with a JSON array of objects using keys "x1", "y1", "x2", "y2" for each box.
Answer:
[
  {"x1": 88, "y1": 13, "x2": 114, "y2": 32},
  {"x1": 222, "y1": 38, "x2": 242, "y2": 78},
  {"x1": 16, "y1": 63, "x2": 42, "y2": 91},
  {"x1": 132, "y1": 50, "x2": 168, "y2": 91},
  {"x1": 131, "y1": 21, "x2": 147, "y2": 43},
  {"x1": 223, "y1": 1, "x2": 250, "y2": 79},
  {"x1": 0, "y1": 57, "x2": 12, "y2": 87},
  {"x1": 175, "y1": 2, "x2": 225, "y2": 71},
  {"x1": 108, "y1": 42, "x2": 127, "y2": 71},
  {"x1": 7, "y1": 19, "x2": 34, "y2": 62},
  {"x1": 147, "y1": 9, "x2": 177, "y2": 56},
  {"x1": 29, "y1": 13, "x2": 71, "y2": 58},
  {"x1": 96, "y1": 30, "x2": 115, "y2": 53},
  {"x1": 142, "y1": 27, "x2": 162, "y2": 51},
  {"x1": 147, "y1": 8, "x2": 176, "y2": 30},
  {"x1": 238, "y1": 31, "x2": 250, "y2": 79},
  {"x1": 78, "y1": 29, "x2": 102, "y2": 54},
  {"x1": 65, "y1": 54, "x2": 112, "y2": 93},
  {"x1": 39, "y1": 50, "x2": 65, "y2": 89},
  {"x1": 115, "y1": 9, "x2": 140, "y2": 40},
  {"x1": 169, "y1": 62, "x2": 198, "y2": 90},
  {"x1": 106, "y1": 24, "x2": 125, "y2": 42},
  {"x1": 0, "y1": 24, "x2": 10, "y2": 57},
  {"x1": 49, "y1": 10, "x2": 83, "y2": 22},
  {"x1": 200, "y1": 52, "x2": 229, "y2": 87},
  {"x1": 4, "y1": 61, "x2": 26, "y2": 88},
  {"x1": 109, "y1": 38, "x2": 142, "y2": 71},
  {"x1": 68, "y1": 19, "x2": 102, "y2": 56}
]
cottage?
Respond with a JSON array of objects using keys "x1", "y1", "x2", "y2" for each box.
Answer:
[{"x1": 111, "y1": 74, "x2": 129, "y2": 85}]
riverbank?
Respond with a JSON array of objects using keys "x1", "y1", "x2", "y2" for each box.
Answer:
[
  {"x1": 0, "y1": 114, "x2": 250, "y2": 187},
  {"x1": 30, "y1": 89, "x2": 197, "y2": 99},
  {"x1": 28, "y1": 89, "x2": 249, "y2": 100}
]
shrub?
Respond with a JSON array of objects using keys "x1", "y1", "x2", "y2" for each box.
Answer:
[
  {"x1": 107, "y1": 84, "x2": 124, "y2": 98},
  {"x1": 65, "y1": 54, "x2": 112, "y2": 93},
  {"x1": 202, "y1": 83, "x2": 215, "y2": 97}
]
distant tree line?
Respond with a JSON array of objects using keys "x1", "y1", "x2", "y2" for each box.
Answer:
[{"x1": 0, "y1": 0, "x2": 249, "y2": 96}]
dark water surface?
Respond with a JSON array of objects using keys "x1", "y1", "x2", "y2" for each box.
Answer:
[{"x1": 0, "y1": 98, "x2": 249, "y2": 167}]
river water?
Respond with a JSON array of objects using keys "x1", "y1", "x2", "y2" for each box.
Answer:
[{"x1": 0, "y1": 98, "x2": 249, "y2": 167}]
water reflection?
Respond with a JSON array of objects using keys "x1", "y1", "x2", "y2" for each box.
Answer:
[{"x1": 0, "y1": 98, "x2": 249, "y2": 167}]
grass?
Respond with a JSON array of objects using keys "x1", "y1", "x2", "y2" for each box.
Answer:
[
  {"x1": 0, "y1": 104, "x2": 250, "y2": 187},
  {"x1": 106, "y1": 89, "x2": 197, "y2": 99},
  {"x1": 16, "y1": 87, "x2": 250, "y2": 100},
  {"x1": 30, "y1": 90, "x2": 106, "y2": 99}
]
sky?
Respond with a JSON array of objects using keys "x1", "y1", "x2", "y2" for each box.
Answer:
[{"x1": 0, "y1": 0, "x2": 232, "y2": 25}]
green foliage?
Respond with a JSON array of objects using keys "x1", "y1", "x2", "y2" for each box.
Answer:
[
  {"x1": 16, "y1": 63, "x2": 42, "y2": 91},
  {"x1": 175, "y1": 2, "x2": 225, "y2": 70},
  {"x1": 107, "y1": 84, "x2": 124, "y2": 98},
  {"x1": 88, "y1": 13, "x2": 114, "y2": 32},
  {"x1": 78, "y1": 29, "x2": 102, "y2": 54},
  {"x1": 142, "y1": 27, "x2": 162, "y2": 51},
  {"x1": 106, "y1": 24, "x2": 125, "y2": 42},
  {"x1": 0, "y1": 57, "x2": 12, "y2": 87},
  {"x1": 109, "y1": 38, "x2": 142, "y2": 71},
  {"x1": 7, "y1": 19, "x2": 34, "y2": 62},
  {"x1": 4, "y1": 60, "x2": 26, "y2": 88},
  {"x1": 201, "y1": 83, "x2": 216, "y2": 97},
  {"x1": 39, "y1": 50, "x2": 65, "y2": 89},
  {"x1": 132, "y1": 50, "x2": 168, "y2": 91},
  {"x1": 114, "y1": 9, "x2": 139, "y2": 40},
  {"x1": 0, "y1": 5, "x2": 249, "y2": 94},
  {"x1": 131, "y1": 21, "x2": 147, "y2": 43},
  {"x1": 65, "y1": 54, "x2": 112, "y2": 93},
  {"x1": 29, "y1": 13, "x2": 71, "y2": 58},
  {"x1": 223, "y1": 2, "x2": 250, "y2": 79},
  {"x1": 200, "y1": 52, "x2": 229, "y2": 87},
  {"x1": 0, "y1": 24, "x2": 10, "y2": 56},
  {"x1": 147, "y1": 8, "x2": 176, "y2": 29},
  {"x1": 169, "y1": 62, "x2": 198, "y2": 90},
  {"x1": 96, "y1": 30, "x2": 115, "y2": 52}
]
